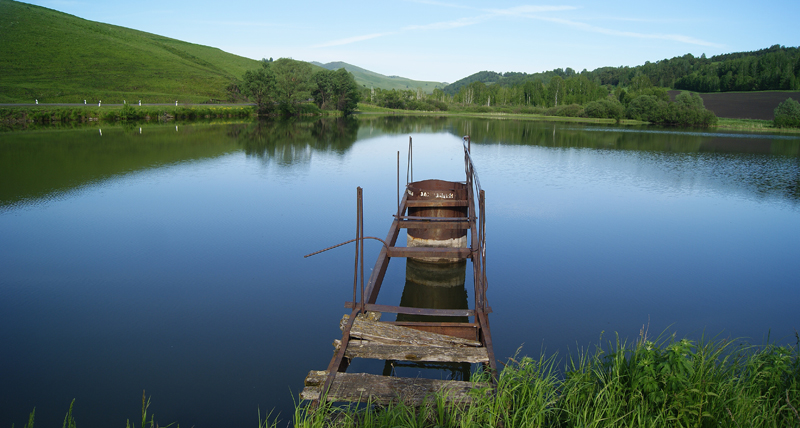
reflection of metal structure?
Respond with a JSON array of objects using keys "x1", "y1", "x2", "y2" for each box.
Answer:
[
  {"x1": 398, "y1": 259, "x2": 469, "y2": 323},
  {"x1": 301, "y1": 136, "x2": 495, "y2": 406}
]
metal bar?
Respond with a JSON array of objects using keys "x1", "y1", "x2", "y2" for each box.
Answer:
[
  {"x1": 363, "y1": 192, "x2": 407, "y2": 304},
  {"x1": 344, "y1": 302, "x2": 474, "y2": 317},
  {"x1": 477, "y1": 311, "x2": 498, "y2": 382},
  {"x1": 386, "y1": 247, "x2": 471, "y2": 258},
  {"x1": 319, "y1": 307, "x2": 360, "y2": 405},
  {"x1": 352, "y1": 188, "x2": 360, "y2": 315},
  {"x1": 394, "y1": 215, "x2": 471, "y2": 222},
  {"x1": 397, "y1": 151, "x2": 400, "y2": 216},
  {"x1": 359, "y1": 187, "x2": 365, "y2": 314}
]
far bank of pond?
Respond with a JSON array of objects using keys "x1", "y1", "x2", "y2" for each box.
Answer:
[{"x1": 5, "y1": 104, "x2": 799, "y2": 134}]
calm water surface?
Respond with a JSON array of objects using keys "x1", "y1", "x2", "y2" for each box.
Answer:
[{"x1": 2, "y1": 117, "x2": 799, "y2": 427}]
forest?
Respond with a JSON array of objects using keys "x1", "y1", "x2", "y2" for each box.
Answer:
[{"x1": 355, "y1": 45, "x2": 800, "y2": 128}]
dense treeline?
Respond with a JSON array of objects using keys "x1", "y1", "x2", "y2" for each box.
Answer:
[
  {"x1": 359, "y1": 76, "x2": 718, "y2": 127},
  {"x1": 443, "y1": 45, "x2": 800, "y2": 95},
  {"x1": 240, "y1": 58, "x2": 360, "y2": 116}
]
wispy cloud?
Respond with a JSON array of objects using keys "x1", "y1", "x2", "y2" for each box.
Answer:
[
  {"x1": 530, "y1": 16, "x2": 724, "y2": 47},
  {"x1": 403, "y1": 16, "x2": 487, "y2": 31},
  {"x1": 313, "y1": 32, "x2": 396, "y2": 48},
  {"x1": 312, "y1": 3, "x2": 720, "y2": 49}
]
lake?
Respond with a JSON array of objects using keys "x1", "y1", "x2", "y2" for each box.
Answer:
[{"x1": 1, "y1": 116, "x2": 799, "y2": 427}]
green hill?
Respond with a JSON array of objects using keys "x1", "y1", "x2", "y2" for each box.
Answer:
[
  {"x1": 312, "y1": 61, "x2": 446, "y2": 93},
  {"x1": 0, "y1": 0, "x2": 261, "y2": 103}
]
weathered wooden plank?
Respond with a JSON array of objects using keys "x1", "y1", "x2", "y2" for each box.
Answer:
[
  {"x1": 387, "y1": 247, "x2": 471, "y2": 259},
  {"x1": 389, "y1": 322, "x2": 479, "y2": 341},
  {"x1": 345, "y1": 342, "x2": 489, "y2": 363},
  {"x1": 340, "y1": 314, "x2": 482, "y2": 348},
  {"x1": 301, "y1": 371, "x2": 490, "y2": 405}
]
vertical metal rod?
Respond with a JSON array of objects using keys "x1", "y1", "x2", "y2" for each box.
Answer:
[
  {"x1": 479, "y1": 189, "x2": 487, "y2": 312},
  {"x1": 408, "y1": 135, "x2": 414, "y2": 183},
  {"x1": 353, "y1": 187, "x2": 361, "y2": 309},
  {"x1": 397, "y1": 151, "x2": 400, "y2": 216},
  {"x1": 468, "y1": 135, "x2": 471, "y2": 153},
  {"x1": 359, "y1": 187, "x2": 365, "y2": 314}
]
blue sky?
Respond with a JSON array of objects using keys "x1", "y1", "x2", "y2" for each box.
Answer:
[{"x1": 26, "y1": 0, "x2": 800, "y2": 84}]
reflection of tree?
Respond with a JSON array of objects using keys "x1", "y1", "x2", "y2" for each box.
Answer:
[
  {"x1": 355, "y1": 115, "x2": 800, "y2": 204},
  {"x1": 231, "y1": 117, "x2": 359, "y2": 166}
]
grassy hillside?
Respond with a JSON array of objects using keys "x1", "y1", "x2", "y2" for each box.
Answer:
[
  {"x1": 312, "y1": 61, "x2": 446, "y2": 93},
  {"x1": 0, "y1": 0, "x2": 261, "y2": 103}
]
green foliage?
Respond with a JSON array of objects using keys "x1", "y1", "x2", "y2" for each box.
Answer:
[
  {"x1": 272, "y1": 58, "x2": 314, "y2": 116},
  {"x1": 293, "y1": 331, "x2": 800, "y2": 428},
  {"x1": 241, "y1": 61, "x2": 277, "y2": 114},
  {"x1": 625, "y1": 92, "x2": 718, "y2": 127},
  {"x1": 126, "y1": 391, "x2": 175, "y2": 428},
  {"x1": 312, "y1": 68, "x2": 361, "y2": 115},
  {"x1": 62, "y1": 399, "x2": 76, "y2": 428},
  {"x1": 774, "y1": 98, "x2": 800, "y2": 128},
  {"x1": 585, "y1": 98, "x2": 624, "y2": 121}
]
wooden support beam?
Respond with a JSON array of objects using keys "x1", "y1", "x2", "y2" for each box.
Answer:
[{"x1": 301, "y1": 371, "x2": 490, "y2": 405}]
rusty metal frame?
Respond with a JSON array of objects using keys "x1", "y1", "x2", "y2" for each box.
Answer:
[{"x1": 311, "y1": 135, "x2": 496, "y2": 405}]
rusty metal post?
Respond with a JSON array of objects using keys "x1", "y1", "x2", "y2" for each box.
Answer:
[
  {"x1": 397, "y1": 151, "x2": 400, "y2": 216},
  {"x1": 358, "y1": 187, "x2": 365, "y2": 314},
  {"x1": 353, "y1": 187, "x2": 361, "y2": 310},
  {"x1": 479, "y1": 189, "x2": 487, "y2": 312}
]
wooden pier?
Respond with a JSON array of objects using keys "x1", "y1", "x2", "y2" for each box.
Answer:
[{"x1": 301, "y1": 136, "x2": 495, "y2": 406}]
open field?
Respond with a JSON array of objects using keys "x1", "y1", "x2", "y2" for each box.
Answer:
[
  {"x1": 0, "y1": 0, "x2": 260, "y2": 104},
  {"x1": 669, "y1": 90, "x2": 800, "y2": 120}
]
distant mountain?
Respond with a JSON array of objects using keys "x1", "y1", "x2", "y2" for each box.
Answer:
[{"x1": 312, "y1": 61, "x2": 447, "y2": 92}]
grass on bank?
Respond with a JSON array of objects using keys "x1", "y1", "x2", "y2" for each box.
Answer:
[
  {"x1": 291, "y1": 331, "x2": 800, "y2": 428},
  {"x1": 355, "y1": 104, "x2": 647, "y2": 126},
  {"x1": 14, "y1": 331, "x2": 797, "y2": 428}
]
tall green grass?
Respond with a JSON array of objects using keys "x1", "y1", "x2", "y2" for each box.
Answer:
[
  {"x1": 294, "y1": 331, "x2": 800, "y2": 427},
  {"x1": 9, "y1": 332, "x2": 798, "y2": 427}
]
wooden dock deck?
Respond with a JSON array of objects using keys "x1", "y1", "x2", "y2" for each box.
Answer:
[{"x1": 301, "y1": 136, "x2": 495, "y2": 406}]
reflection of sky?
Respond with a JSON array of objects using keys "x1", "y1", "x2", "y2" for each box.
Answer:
[{"x1": 1, "y1": 123, "x2": 799, "y2": 428}]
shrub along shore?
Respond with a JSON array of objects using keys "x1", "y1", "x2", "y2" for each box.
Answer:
[
  {"x1": 12, "y1": 332, "x2": 799, "y2": 428},
  {"x1": 3, "y1": 102, "x2": 800, "y2": 134}
]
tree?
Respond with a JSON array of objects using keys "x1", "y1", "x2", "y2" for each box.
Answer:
[
  {"x1": 241, "y1": 60, "x2": 276, "y2": 114},
  {"x1": 774, "y1": 98, "x2": 800, "y2": 128},
  {"x1": 311, "y1": 70, "x2": 335, "y2": 109},
  {"x1": 272, "y1": 58, "x2": 314, "y2": 116},
  {"x1": 331, "y1": 68, "x2": 360, "y2": 115}
]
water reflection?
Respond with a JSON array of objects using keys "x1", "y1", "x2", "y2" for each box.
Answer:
[
  {"x1": 386, "y1": 259, "x2": 471, "y2": 380},
  {"x1": 398, "y1": 259, "x2": 469, "y2": 323},
  {"x1": 0, "y1": 124, "x2": 241, "y2": 209},
  {"x1": 0, "y1": 118, "x2": 361, "y2": 209},
  {"x1": 233, "y1": 117, "x2": 359, "y2": 166}
]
